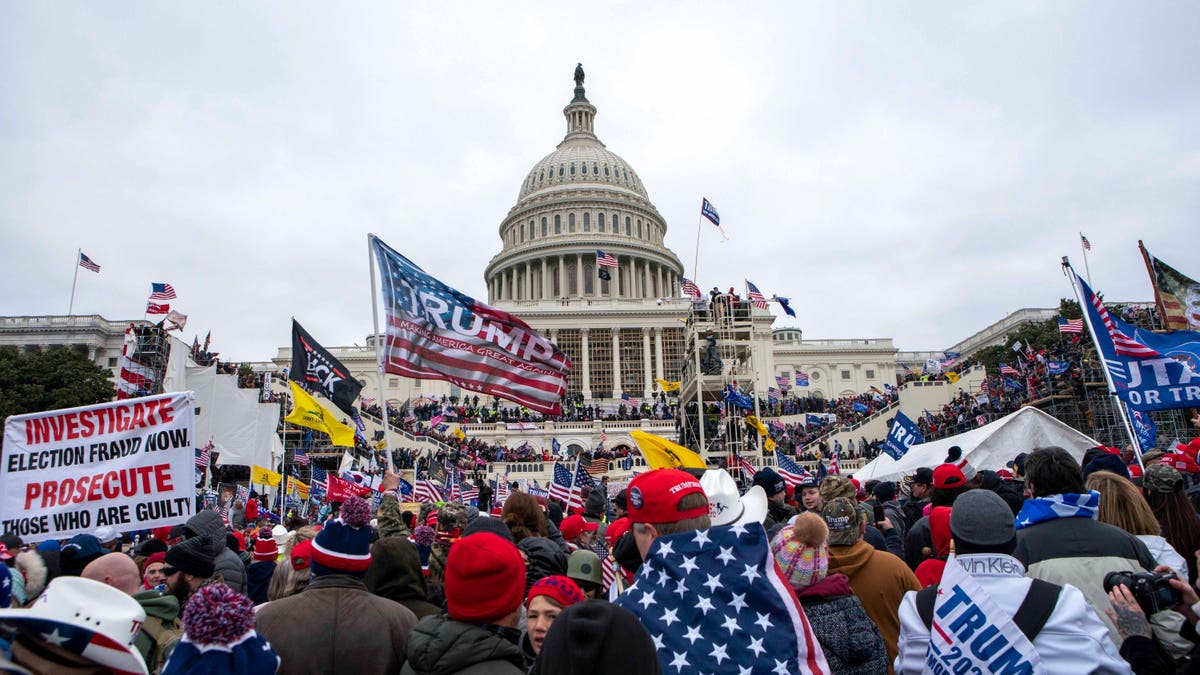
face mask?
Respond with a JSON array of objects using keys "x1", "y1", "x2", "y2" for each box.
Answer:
[{"x1": 612, "y1": 530, "x2": 643, "y2": 574}]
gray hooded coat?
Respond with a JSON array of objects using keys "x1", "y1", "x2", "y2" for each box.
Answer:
[{"x1": 184, "y1": 510, "x2": 246, "y2": 594}]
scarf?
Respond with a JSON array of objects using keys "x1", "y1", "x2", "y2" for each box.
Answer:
[{"x1": 1014, "y1": 491, "x2": 1100, "y2": 530}]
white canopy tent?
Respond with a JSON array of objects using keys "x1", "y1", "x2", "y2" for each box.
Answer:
[{"x1": 853, "y1": 406, "x2": 1100, "y2": 482}]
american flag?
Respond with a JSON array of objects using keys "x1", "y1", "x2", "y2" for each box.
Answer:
[
  {"x1": 981, "y1": 378, "x2": 990, "y2": 395},
  {"x1": 1081, "y1": 233, "x2": 1092, "y2": 251},
  {"x1": 746, "y1": 280, "x2": 770, "y2": 310},
  {"x1": 360, "y1": 396, "x2": 377, "y2": 407},
  {"x1": 795, "y1": 372, "x2": 809, "y2": 387},
  {"x1": 494, "y1": 471, "x2": 511, "y2": 507},
  {"x1": 293, "y1": 447, "x2": 310, "y2": 466},
  {"x1": 829, "y1": 452, "x2": 840, "y2": 475},
  {"x1": 680, "y1": 277, "x2": 702, "y2": 299},
  {"x1": 372, "y1": 236, "x2": 570, "y2": 416},
  {"x1": 775, "y1": 453, "x2": 810, "y2": 487},
  {"x1": 734, "y1": 453, "x2": 758, "y2": 478},
  {"x1": 600, "y1": 430, "x2": 608, "y2": 443},
  {"x1": 310, "y1": 466, "x2": 328, "y2": 489},
  {"x1": 596, "y1": 250, "x2": 619, "y2": 268},
  {"x1": 461, "y1": 482, "x2": 480, "y2": 503},
  {"x1": 146, "y1": 302, "x2": 170, "y2": 315},
  {"x1": 78, "y1": 251, "x2": 101, "y2": 272},
  {"x1": 149, "y1": 282, "x2": 177, "y2": 300},
  {"x1": 445, "y1": 470, "x2": 461, "y2": 503},
  {"x1": 414, "y1": 475, "x2": 444, "y2": 503},
  {"x1": 549, "y1": 462, "x2": 574, "y2": 504},
  {"x1": 569, "y1": 460, "x2": 595, "y2": 511},
  {"x1": 766, "y1": 387, "x2": 780, "y2": 403},
  {"x1": 1057, "y1": 317, "x2": 1084, "y2": 334},
  {"x1": 586, "y1": 456, "x2": 610, "y2": 476},
  {"x1": 615, "y1": 524, "x2": 829, "y2": 673},
  {"x1": 774, "y1": 374, "x2": 791, "y2": 390},
  {"x1": 601, "y1": 555, "x2": 618, "y2": 594},
  {"x1": 116, "y1": 325, "x2": 154, "y2": 400},
  {"x1": 999, "y1": 363, "x2": 1021, "y2": 377},
  {"x1": 621, "y1": 393, "x2": 639, "y2": 408},
  {"x1": 194, "y1": 442, "x2": 212, "y2": 469},
  {"x1": 1081, "y1": 274, "x2": 1161, "y2": 358}
]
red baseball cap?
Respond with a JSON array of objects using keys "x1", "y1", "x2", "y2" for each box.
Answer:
[
  {"x1": 1162, "y1": 453, "x2": 1200, "y2": 474},
  {"x1": 560, "y1": 514, "x2": 598, "y2": 541},
  {"x1": 605, "y1": 517, "x2": 631, "y2": 546},
  {"x1": 932, "y1": 464, "x2": 967, "y2": 490},
  {"x1": 626, "y1": 469, "x2": 708, "y2": 524}
]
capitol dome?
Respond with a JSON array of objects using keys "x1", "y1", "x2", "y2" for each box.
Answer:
[{"x1": 485, "y1": 68, "x2": 684, "y2": 305}]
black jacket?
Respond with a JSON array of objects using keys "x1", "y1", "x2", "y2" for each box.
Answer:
[
  {"x1": 400, "y1": 614, "x2": 525, "y2": 675},
  {"x1": 365, "y1": 537, "x2": 441, "y2": 619}
]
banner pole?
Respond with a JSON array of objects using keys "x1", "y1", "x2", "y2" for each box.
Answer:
[
  {"x1": 367, "y1": 235, "x2": 396, "y2": 489},
  {"x1": 68, "y1": 248, "x2": 81, "y2": 316},
  {"x1": 1062, "y1": 258, "x2": 1141, "y2": 462}
]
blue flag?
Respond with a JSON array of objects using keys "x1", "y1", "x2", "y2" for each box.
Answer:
[
  {"x1": 774, "y1": 296, "x2": 797, "y2": 318},
  {"x1": 1002, "y1": 376, "x2": 1024, "y2": 391},
  {"x1": 1047, "y1": 361, "x2": 1071, "y2": 376},
  {"x1": 1076, "y1": 270, "x2": 1200, "y2": 411},
  {"x1": 724, "y1": 386, "x2": 753, "y2": 411},
  {"x1": 398, "y1": 478, "x2": 414, "y2": 497},
  {"x1": 1130, "y1": 409, "x2": 1157, "y2": 454},
  {"x1": 805, "y1": 414, "x2": 825, "y2": 427},
  {"x1": 552, "y1": 438, "x2": 561, "y2": 455},
  {"x1": 881, "y1": 412, "x2": 924, "y2": 460},
  {"x1": 851, "y1": 401, "x2": 869, "y2": 414}
]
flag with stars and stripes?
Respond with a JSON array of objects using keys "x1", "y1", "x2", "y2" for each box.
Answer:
[
  {"x1": 680, "y1": 277, "x2": 702, "y2": 299},
  {"x1": 413, "y1": 474, "x2": 444, "y2": 503},
  {"x1": 775, "y1": 453, "x2": 811, "y2": 487},
  {"x1": 310, "y1": 466, "x2": 327, "y2": 489},
  {"x1": 569, "y1": 458, "x2": 596, "y2": 511},
  {"x1": 734, "y1": 453, "x2": 758, "y2": 478},
  {"x1": 149, "y1": 282, "x2": 177, "y2": 300},
  {"x1": 494, "y1": 469, "x2": 511, "y2": 506},
  {"x1": 615, "y1": 524, "x2": 828, "y2": 674},
  {"x1": 774, "y1": 374, "x2": 790, "y2": 391},
  {"x1": 194, "y1": 442, "x2": 212, "y2": 469},
  {"x1": 766, "y1": 387, "x2": 780, "y2": 403},
  {"x1": 370, "y1": 235, "x2": 570, "y2": 415},
  {"x1": 549, "y1": 461, "x2": 575, "y2": 506},
  {"x1": 596, "y1": 250, "x2": 619, "y2": 268},
  {"x1": 78, "y1": 251, "x2": 101, "y2": 272},
  {"x1": 1058, "y1": 317, "x2": 1084, "y2": 334},
  {"x1": 745, "y1": 280, "x2": 770, "y2": 310},
  {"x1": 293, "y1": 446, "x2": 310, "y2": 466}
]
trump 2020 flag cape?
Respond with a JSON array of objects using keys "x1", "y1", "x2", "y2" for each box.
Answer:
[
  {"x1": 370, "y1": 235, "x2": 570, "y2": 415},
  {"x1": 926, "y1": 555, "x2": 1040, "y2": 672},
  {"x1": 615, "y1": 523, "x2": 828, "y2": 674},
  {"x1": 291, "y1": 319, "x2": 364, "y2": 417},
  {"x1": 285, "y1": 380, "x2": 356, "y2": 447}
]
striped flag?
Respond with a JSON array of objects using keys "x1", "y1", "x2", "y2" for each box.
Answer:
[
  {"x1": 371, "y1": 236, "x2": 570, "y2": 415},
  {"x1": 734, "y1": 453, "x2": 758, "y2": 478},
  {"x1": 1084, "y1": 280, "x2": 1161, "y2": 358},
  {"x1": 1081, "y1": 233, "x2": 1092, "y2": 251},
  {"x1": 829, "y1": 452, "x2": 840, "y2": 475},
  {"x1": 78, "y1": 252, "x2": 101, "y2": 272},
  {"x1": 494, "y1": 470, "x2": 511, "y2": 507},
  {"x1": 149, "y1": 282, "x2": 177, "y2": 300},
  {"x1": 620, "y1": 393, "x2": 639, "y2": 408},
  {"x1": 767, "y1": 387, "x2": 780, "y2": 403},
  {"x1": 586, "y1": 457, "x2": 610, "y2": 476},
  {"x1": 146, "y1": 302, "x2": 170, "y2": 315},
  {"x1": 569, "y1": 459, "x2": 595, "y2": 511},
  {"x1": 310, "y1": 466, "x2": 328, "y2": 489},
  {"x1": 680, "y1": 277, "x2": 702, "y2": 298},
  {"x1": 999, "y1": 363, "x2": 1021, "y2": 377},
  {"x1": 775, "y1": 453, "x2": 809, "y2": 487},
  {"x1": 596, "y1": 250, "x2": 619, "y2": 268},
  {"x1": 701, "y1": 198, "x2": 729, "y2": 240},
  {"x1": 746, "y1": 280, "x2": 770, "y2": 309},
  {"x1": 549, "y1": 462, "x2": 574, "y2": 504},
  {"x1": 293, "y1": 447, "x2": 310, "y2": 466},
  {"x1": 1058, "y1": 317, "x2": 1084, "y2": 334},
  {"x1": 195, "y1": 442, "x2": 212, "y2": 469},
  {"x1": 775, "y1": 374, "x2": 791, "y2": 390},
  {"x1": 414, "y1": 477, "x2": 444, "y2": 504}
]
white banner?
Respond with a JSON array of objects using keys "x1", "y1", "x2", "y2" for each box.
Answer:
[
  {"x1": 1, "y1": 392, "x2": 196, "y2": 542},
  {"x1": 505, "y1": 422, "x2": 540, "y2": 431},
  {"x1": 926, "y1": 555, "x2": 1041, "y2": 673}
]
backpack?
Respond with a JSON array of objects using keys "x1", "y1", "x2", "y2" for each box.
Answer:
[
  {"x1": 140, "y1": 614, "x2": 184, "y2": 673},
  {"x1": 916, "y1": 578, "x2": 1061, "y2": 641}
]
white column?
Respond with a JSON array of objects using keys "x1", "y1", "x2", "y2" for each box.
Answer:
[
  {"x1": 656, "y1": 264, "x2": 664, "y2": 298},
  {"x1": 642, "y1": 327, "x2": 652, "y2": 396},
  {"x1": 576, "y1": 254, "x2": 583, "y2": 298},
  {"x1": 525, "y1": 261, "x2": 532, "y2": 300},
  {"x1": 541, "y1": 259, "x2": 548, "y2": 299},
  {"x1": 611, "y1": 328, "x2": 621, "y2": 398},
  {"x1": 654, "y1": 327, "x2": 665, "y2": 379},
  {"x1": 581, "y1": 330, "x2": 592, "y2": 399}
]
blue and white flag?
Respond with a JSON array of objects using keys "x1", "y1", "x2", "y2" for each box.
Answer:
[
  {"x1": 700, "y1": 198, "x2": 728, "y2": 240},
  {"x1": 1076, "y1": 270, "x2": 1200, "y2": 412},
  {"x1": 1131, "y1": 409, "x2": 1157, "y2": 455},
  {"x1": 1002, "y1": 376, "x2": 1023, "y2": 391},
  {"x1": 724, "y1": 386, "x2": 753, "y2": 411},
  {"x1": 795, "y1": 372, "x2": 809, "y2": 387},
  {"x1": 851, "y1": 401, "x2": 869, "y2": 414},
  {"x1": 616, "y1": 524, "x2": 829, "y2": 673},
  {"x1": 1047, "y1": 360, "x2": 1071, "y2": 376},
  {"x1": 805, "y1": 414, "x2": 826, "y2": 427},
  {"x1": 881, "y1": 412, "x2": 923, "y2": 460}
]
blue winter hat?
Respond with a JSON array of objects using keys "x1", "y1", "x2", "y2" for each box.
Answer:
[
  {"x1": 311, "y1": 496, "x2": 374, "y2": 578},
  {"x1": 162, "y1": 583, "x2": 280, "y2": 674},
  {"x1": 1083, "y1": 453, "x2": 1130, "y2": 481}
]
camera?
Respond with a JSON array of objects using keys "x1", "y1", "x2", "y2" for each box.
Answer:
[{"x1": 1103, "y1": 570, "x2": 1182, "y2": 615}]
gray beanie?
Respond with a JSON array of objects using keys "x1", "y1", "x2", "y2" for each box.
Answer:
[{"x1": 949, "y1": 490, "x2": 1014, "y2": 547}]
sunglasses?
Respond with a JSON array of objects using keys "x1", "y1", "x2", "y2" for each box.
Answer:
[{"x1": 161, "y1": 566, "x2": 179, "y2": 576}]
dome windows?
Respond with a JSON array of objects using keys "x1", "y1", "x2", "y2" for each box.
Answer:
[
  {"x1": 637, "y1": 219, "x2": 642, "y2": 238},
  {"x1": 598, "y1": 213, "x2": 606, "y2": 232},
  {"x1": 570, "y1": 163, "x2": 576, "y2": 176},
  {"x1": 583, "y1": 213, "x2": 590, "y2": 232},
  {"x1": 568, "y1": 213, "x2": 576, "y2": 232},
  {"x1": 625, "y1": 216, "x2": 632, "y2": 236},
  {"x1": 541, "y1": 217, "x2": 548, "y2": 237},
  {"x1": 581, "y1": 163, "x2": 587, "y2": 175},
  {"x1": 554, "y1": 214, "x2": 561, "y2": 234},
  {"x1": 558, "y1": 165, "x2": 564, "y2": 177},
  {"x1": 604, "y1": 166, "x2": 610, "y2": 177}
]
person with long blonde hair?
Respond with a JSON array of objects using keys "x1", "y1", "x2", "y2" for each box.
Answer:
[{"x1": 1086, "y1": 470, "x2": 1187, "y2": 574}]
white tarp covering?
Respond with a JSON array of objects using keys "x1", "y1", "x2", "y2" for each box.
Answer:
[
  {"x1": 187, "y1": 365, "x2": 281, "y2": 469},
  {"x1": 160, "y1": 336, "x2": 194, "y2": 394},
  {"x1": 853, "y1": 406, "x2": 1099, "y2": 482}
]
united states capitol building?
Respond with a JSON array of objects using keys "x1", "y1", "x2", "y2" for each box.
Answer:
[{"x1": 2, "y1": 69, "x2": 1065, "y2": 457}]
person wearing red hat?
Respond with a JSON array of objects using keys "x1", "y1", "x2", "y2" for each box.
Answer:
[
  {"x1": 626, "y1": 469, "x2": 711, "y2": 558},
  {"x1": 559, "y1": 515, "x2": 599, "y2": 552},
  {"x1": 247, "y1": 527, "x2": 279, "y2": 606},
  {"x1": 903, "y1": 464, "x2": 970, "y2": 570},
  {"x1": 401, "y1": 532, "x2": 528, "y2": 674},
  {"x1": 522, "y1": 575, "x2": 585, "y2": 660}
]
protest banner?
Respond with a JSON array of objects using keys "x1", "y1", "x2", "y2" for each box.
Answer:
[
  {"x1": 927, "y1": 556, "x2": 1040, "y2": 673},
  {"x1": 1, "y1": 392, "x2": 195, "y2": 542},
  {"x1": 881, "y1": 412, "x2": 924, "y2": 460}
]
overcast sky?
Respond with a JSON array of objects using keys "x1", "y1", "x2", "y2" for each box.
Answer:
[{"x1": 2, "y1": 3, "x2": 1197, "y2": 361}]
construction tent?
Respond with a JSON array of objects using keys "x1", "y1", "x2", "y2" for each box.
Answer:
[{"x1": 853, "y1": 406, "x2": 1100, "y2": 482}]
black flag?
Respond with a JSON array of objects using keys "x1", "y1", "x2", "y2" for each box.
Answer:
[
  {"x1": 291, "y1": 319, "x2": 363, "y2": 417},
  {"x1": 598, "y1": 268, "x2": 611, "y2": 281}
]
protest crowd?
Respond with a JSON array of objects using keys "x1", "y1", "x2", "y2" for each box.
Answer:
[{"x1": 5, "y1": 418, "x2": 1200, "y2": 674}]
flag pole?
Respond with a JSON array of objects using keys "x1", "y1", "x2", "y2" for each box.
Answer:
[
  {"x1": 1137, "y1": 240, "x2": 1170, "y2": 329},
  {"x1": 367, "y1": 235, "x2": 395, "y2": 489},
  {"x1": 1079, "y1": 233, "x2": 1092, "y2": 287},
  {"x1": 68, "y1": 248, "x2": 81, "y2": 316},
  {"x1": 1062, "y1": 257, "x2": 1142, "y2": 467},
  {"x1": 692, "y1": 211, "x2": 703, "y2": 290}
]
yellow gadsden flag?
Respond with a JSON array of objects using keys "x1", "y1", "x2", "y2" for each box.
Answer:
[
  {"x1": 655, "y1": 378, "x2": 681, "y2": 393},
  {"x1": 945, "y1": 371, "x2": 960, "y2": 384},
  {"x1": 630, "y1": 430, "x2": 706, "y2": 470},
  {"x1": 745, "y1": 415, "x2": 769, "y2": 437},
  {"x1": 251, "y1": 465, "x2": 282, "y2": 487},
  {"x1": 285, "y1": 380, "x2": 356, "y2": 447}
]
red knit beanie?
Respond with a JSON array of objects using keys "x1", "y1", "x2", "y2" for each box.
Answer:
[
  {"x1": 252, "y1": 527, "x2": 279, "y2": 562},
  {"x1": 445, "y1": 532, "x2": 526, "y2": 624},
  {"x1": 525, "y1": 575, "x2": 585, "y2": 610}
]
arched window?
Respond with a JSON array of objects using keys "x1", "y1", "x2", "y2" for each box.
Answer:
[
  {"x1": 569, "y1": 163, "x2": 576, "y2": 176},
  {"x1": 529, "y1": 219, "x2": 535, "y2": 240},
  {"x1": 625, "y1": 217, "x2": 631, "y2": 236},
  {"x1": 604, "y1": 166, "x2": 610, "y2": 177},
  {"x1": 598, "y1": 213, "x2": 606, "y2": 232},
  {"x1": 519, "y1": 223, "x2": 525, "y2": 242},
  {"x1": 541, "y1": 217, "x2": 547, "y2": 237},
  {"x1": 568, "y1": 213, "x2": 576, "y2": 233},
  {"x1": 637, "y1": 220, "x2": 642, "y2": 238},
  {"x1": 581, "y1": 163, "x2": 587, "y2": 175},
  {"x1": 558, "y1": 165, "x2": 564, "y2": 177},
  {"x1": 554, "y1": 214, "x2": 561, "y2": 234},
  {"x1": 583, "y1": 213, "x2": 590, "y2": 232}
]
